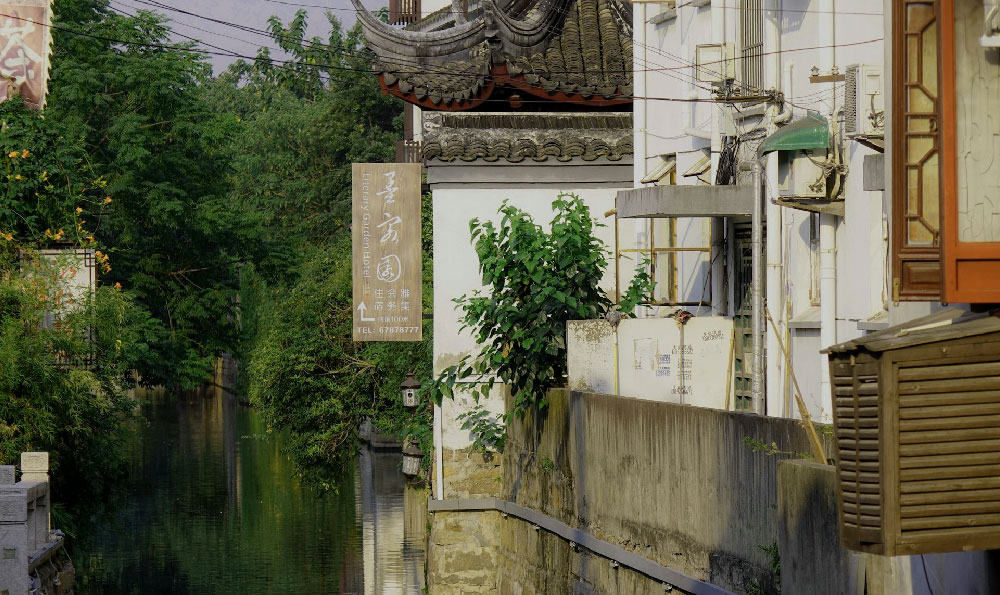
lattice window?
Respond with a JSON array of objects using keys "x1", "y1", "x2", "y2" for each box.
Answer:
[{"x1": 891, "y1": 0, "x2": 942, "y2": 300}]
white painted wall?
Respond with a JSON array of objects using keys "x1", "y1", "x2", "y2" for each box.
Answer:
[
  {"x1": 432, "y1": 185, "x2": 623, "y2": 449},
  {"x1": 636, "y1": 0, "x2": 888, "y2": 422}
]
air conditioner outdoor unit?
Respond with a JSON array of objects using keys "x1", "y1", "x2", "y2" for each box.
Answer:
[
  {"x1": 844, "y1": 64, "x2": 885, "y2": 138},
  {"x1": 777, "y1": 149, "x2": 832, "y2": 200}
]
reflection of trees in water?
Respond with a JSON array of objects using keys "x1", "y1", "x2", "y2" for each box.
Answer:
[
  {"x1": 74, "y1": 389, "x2": 368, "y2": 594},
  {"x1": 358, "y1": 447, "x2": 426, "y2": 595}
]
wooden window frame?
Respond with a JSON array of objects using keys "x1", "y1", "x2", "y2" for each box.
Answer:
[
  {"x1": 891, "y1": 0, "x2": 944, "y2": 302},
  {"x1": 940, "y1": 0, "x2": 1000, "y2": 303}
]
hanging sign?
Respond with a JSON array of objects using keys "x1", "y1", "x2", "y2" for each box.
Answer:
[
  {"x1": 0, "y1": 0, "x2": 53, "y2": 109},
  {"x1": 352, "y1": 162, "x2": 422, "y2": 342}
]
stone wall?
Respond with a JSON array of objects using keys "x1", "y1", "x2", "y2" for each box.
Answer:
[
  {"x1": 428, "y1": 448, "x2": 503, "y2": 595},
  {"x1": 500, "y1": 389, "x2": 835, "y2": 595}
]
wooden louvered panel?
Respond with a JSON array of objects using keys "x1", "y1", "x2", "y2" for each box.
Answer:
[
  {"x1": 900, "y1": 415, "x2": 1000, "y2": 431},
  {"x1": 900, "y1": 451, "x2": 1000, "y2": 469},
  {"x1": 894, "y1": 361, "x2": 1000, "y2": 540},
  {"x1": 901, "y1": 488, "x2": 1000, "y2": 506},
  {"x1": 840, "y1": 460, "x2": 881, "y2": 472},
  {"x1": 901, "y1": 513, "x2": 1000, "y2": 531},
  {"x1": 899, "y1": 438, "x2": 1000, "y2": 457},
  {"x1": 899, "y1": 377, "x2": 1000, "y2": 394},
  {"x1": 901, "y1": 427, "x2": 1000, "y2": 443},
  {"x1": 901, "y1": 463, "x2": 1000, "y2": 482},
  {"x1": 833, "y1": 361, "x2": 883, "y2": 543},
  {"x1": 902, "y1": 501, "x2": 1000, "y2": 518},
  {"x1": 900, "y1": 402, "x2": 1000, "y2": 419},
  {"x1": 898, "y1": 362, "x2": 1000, "y2": 381},
  {"x1": 899, "y1": 389, "x2": 1000, "y2": 408}
]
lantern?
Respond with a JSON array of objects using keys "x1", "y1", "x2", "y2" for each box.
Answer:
[
  {"x1": 401, "y1": 372, "x2": 420, "y2": 410},
  {"x1": 402, "y1": 443, "x2": 424, "y2": 478}
]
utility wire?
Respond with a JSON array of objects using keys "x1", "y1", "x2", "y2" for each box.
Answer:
[{"x1": 9, "y1": 6, "x2": 873, "y2": 108}]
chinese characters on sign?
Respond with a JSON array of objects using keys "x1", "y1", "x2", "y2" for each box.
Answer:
[
  {"x1": 352, "y1": 163, "x2": 422, "y2": 341},
  {"x1": 0, "y1": 1, "x2": 52, "y2": 109}
]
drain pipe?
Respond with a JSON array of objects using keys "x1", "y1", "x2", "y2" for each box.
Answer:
[
  {"x1": 741, "y1": 160, "x2": 765, "y2": 414},
  {"x1": 710, "y1": 0, "x2": 724, "y2": 177},
  {"x1": 434, "y1": 404, "x2": 444, "y2": 500},
  {"x1": 635, "y1": 0, "x2": 647, "y2": 190},
  {"x1": 818, "y1": 0, "x2": 838, "y2": 419},
  {"x1": 634, "y1": 0, "x2": 650, "y2": 316},
  {"x1": 764, "y1": 0, "x2": 784, "y2": 417}
]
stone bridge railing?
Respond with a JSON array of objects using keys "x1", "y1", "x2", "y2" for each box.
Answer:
[{"x1": 0, "y1": 453, "x2": 75, "y2": 595}]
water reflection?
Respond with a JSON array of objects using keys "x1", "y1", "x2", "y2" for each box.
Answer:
[{"x1": 76, "y1": 388, "x2": 425, "y2": 594}]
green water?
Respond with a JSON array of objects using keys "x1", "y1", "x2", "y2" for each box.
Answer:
[{"x1": 75, "y1": 389, "x2": 422, "y2": 594}]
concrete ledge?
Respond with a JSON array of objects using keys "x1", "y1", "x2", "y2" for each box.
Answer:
[
  {"x1": 430, "y1": 497, "x2": 736, "y2": 595},
  {"x1": 427, "y1": 160, "x2": 633, "y2": 187},
  {"x1": 616, "y1": 184, "x2": 753, "y2": 218}
]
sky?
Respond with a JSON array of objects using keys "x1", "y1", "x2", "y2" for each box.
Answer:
[{"x1": 111, "y1": 0, "x2": 384, "y2": 74}]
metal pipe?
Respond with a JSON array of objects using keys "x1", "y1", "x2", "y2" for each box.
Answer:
[
  {"x1": 741, "y1": 160, "x2": 765, "y2": 414},
  {"x1": 710, "y1": 0, "x2": 724, "y2": 179},
  {"x1": 818, "y1": 0, "x2": 837, "y2": 423},
  {"x1": 765, "y1": 151, "x2": 782, "y2": 416},
  {"x1": 434, "y1": 403, "x2": 444, "y2": 500}
]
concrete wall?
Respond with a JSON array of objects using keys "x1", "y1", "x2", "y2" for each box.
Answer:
[
  {"x1": 501, "y1": 389, "x2": 834, "y2": 595},
  {"x1": 635, "y1": 0, "x2": 890, "y2": 423},
  {"x1": 777, "y1": 460, "x2": 1000, "y2": 595},
  {"x1": 567, "y1": 318, "x2": 735, "y2": 409},
  {"x1": 777, "y1": 460, "x2": 855, "y2": 595}
]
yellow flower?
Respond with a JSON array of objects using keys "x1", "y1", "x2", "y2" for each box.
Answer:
[
  {"x1": 21, "y1": 150, "x2": 29, "y2": 158},
  {"x1": 104, "y1": 196, "x2": 112, "y2": 204},
  {"x1": 2, "y1": 233, "x2": 12, "y2": 241},
  {"x1": 13, "y1": 175, "x2": 22, "y2": 181},
  {"x1": 7, "y1": 151, "x2": 17, "y2": 159},
  {"x1": 114, "y1": 282, "x2": 122, "y2": 290},
  {"x1": 76, "y1": 207, "x2": 83, "y2": 214},
  {"x1": 40, "y1": 171, "x2": 47, "y2": 181}
]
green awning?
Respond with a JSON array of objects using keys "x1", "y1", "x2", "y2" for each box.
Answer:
[{"x1": 759, "y1": 112, "x2": 830, "y2": 155}]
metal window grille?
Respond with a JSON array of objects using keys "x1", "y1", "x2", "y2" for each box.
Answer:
[
  {"x1": 739, "y1": 0, "x2": 764, "y2": 91},
  {"x1": 615, "y1": 215, "x2": 713, "y2": 308}
]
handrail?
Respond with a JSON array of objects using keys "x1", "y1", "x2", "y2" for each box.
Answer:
[{"x1": 428, "y1": 497, "x2": 735, "y2": 595}]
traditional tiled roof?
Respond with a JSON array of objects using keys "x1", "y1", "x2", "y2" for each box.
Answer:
[
  {"x1": 354, "y1": 0, "x2": 632, "y2": 110},
  {"x1": 420, "y1": 112, "x2": 633, "y2": 162}
]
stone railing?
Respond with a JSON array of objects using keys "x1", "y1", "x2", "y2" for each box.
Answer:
[{"x1": 0, "y1": 453, "x2": 75, "y2": 595}]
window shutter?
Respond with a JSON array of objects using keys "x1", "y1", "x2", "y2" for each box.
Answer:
[
  {"x1": 940, "y1": 0, "x2": 1000, "y2": 303},
  {"x1": 892, "y1": 0, "x2": 943, "y2": 301}
]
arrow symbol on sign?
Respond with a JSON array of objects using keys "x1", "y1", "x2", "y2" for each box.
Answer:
[{"x1": 357, "y1": 301, "x2": 376, "y2": 322}]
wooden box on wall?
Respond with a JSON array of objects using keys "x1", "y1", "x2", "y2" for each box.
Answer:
[{"x1": 824, "y1": 309, "x2": 1000, "y2": 556}]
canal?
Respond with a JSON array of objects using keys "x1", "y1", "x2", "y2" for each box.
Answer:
[{"x1": 75, "y1": 388, "x2": 426, "y2": 594}]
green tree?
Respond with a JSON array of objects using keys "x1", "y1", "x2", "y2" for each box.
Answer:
[
  {"x1": 424, "y1": 194, "x2": 654, "y2": 435},
  {"x1": 46, "y1": 0, "x2": 260, "y2": 388}
]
